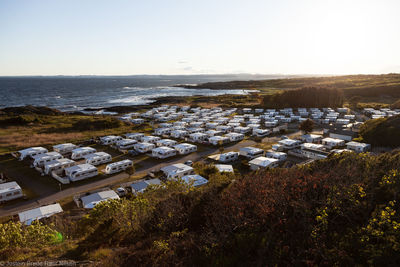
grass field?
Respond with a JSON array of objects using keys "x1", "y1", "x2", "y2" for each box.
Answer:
[{"x1": 0, "y1": 114, "x2": 154, "y2": 154}]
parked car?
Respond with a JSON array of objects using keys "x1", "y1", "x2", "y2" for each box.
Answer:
[
  {"x1": 184, "y1": 160, "x2": 193, "y2": 166},
  {"x1": 116, "y1": 187, "x2": 127, "y2": 197},
  {"x1": 128, "y1": 150, "x2": 139, "y2": 156}
]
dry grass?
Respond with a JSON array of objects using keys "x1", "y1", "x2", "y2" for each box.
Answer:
[{"x1": 0, "y1": 132, "x2": 85, "y2": 151}]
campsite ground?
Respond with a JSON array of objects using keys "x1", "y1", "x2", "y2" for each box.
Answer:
[{"x1": 0, "y1": 130, "x2": 303, "y2": 218}]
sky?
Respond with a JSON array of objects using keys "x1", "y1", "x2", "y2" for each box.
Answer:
[{"x1": 0, "y1": 0, "x2": 400, "y2": 76}]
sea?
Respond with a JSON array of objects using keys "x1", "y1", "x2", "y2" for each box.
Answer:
[{"x1": 0, "y1": 74, "x2": 288, "y2": 112}]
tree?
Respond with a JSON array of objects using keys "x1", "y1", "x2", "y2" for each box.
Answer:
[
  {"x1": 126, "y1": 165, "x2": 135, "y2": 176},
  {"x1": 349, "y1": 95, "x2": 362, "y2": 110},
  {"x1": 299, "y1": 119, "x2": 314, "y2": 134}
]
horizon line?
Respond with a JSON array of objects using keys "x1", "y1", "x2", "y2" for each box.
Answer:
[{"x1": 0, "y1": 73, "x2": 398, "y2": 78}]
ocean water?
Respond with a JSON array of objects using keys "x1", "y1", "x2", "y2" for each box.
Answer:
[{"x1": 0, "y1": 75, "x2": 283, "y2": 111}]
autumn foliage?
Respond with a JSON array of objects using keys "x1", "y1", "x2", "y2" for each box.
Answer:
[{"x1": 2, "y1": 152, "x2": 400, "y2": 265}]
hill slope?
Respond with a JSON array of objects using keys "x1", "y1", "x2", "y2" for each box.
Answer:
[
  {"x1": 358, "y1": 115, "x2": 400, "y2": 147},
  {"x1": 2, "y1": 152, "x2": 400, "y2": 266}
]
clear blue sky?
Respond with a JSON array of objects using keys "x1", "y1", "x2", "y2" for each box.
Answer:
[{"x1": 1, "y1": 0, "x2": 399, "y2": 76}]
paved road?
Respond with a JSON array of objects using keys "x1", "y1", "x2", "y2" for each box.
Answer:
[{"x1": 0, "y1": 131, "x2": 301, "y2": 218}]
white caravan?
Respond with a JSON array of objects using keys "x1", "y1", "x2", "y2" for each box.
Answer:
[
  {"x1": 161, "y1": 163, "x2": 195, "y2": 179},
  {"x1": 152, "y1": 146, "x2": 177, "y2": 159},
  {"x1": 218, "y1": 152, "x2": 239, "y2": 163},
  {"x1": 53, "y1": 143, "x2": 77, "y2": 155},
  {"x1": 71, "y1": 147, "x2": 96, "y2": 160},
  {"x1": 17, "y1": 147, "x2": 48, "y2": 161},
  {"x1": 44, "y1": 158, "x2": 76, "y2": 175},
  {"x1": 100, "y1": 135, "x2": 123, "y2": 145},
  {"x1": 64, "y1": 164, "x2": 98, "y2": 182},
  {"x1": 0, "y1": 182, "x2": 23, "y2": 203},
  {"x1": 134, "y1": 142, "x2": 156, "y2": 153},
  {"x1": 239, "y1": 147, "x2": 264, "y2": 159},
  {"x1": 225, "y1": 132, "x2": 244, "y2": 142},
  {"x1": 249, "y1": 157, "x2": 280, "y2": 171},
  {"x1": 32, "y1": 152, "x2": 63, "y2": 168},
  {"x1": 116, "y1": 139, "x2": 137, "y2": 150},
  {"x1": 156, "y1": 139, "x2": 177, "y2": 148},
  {"x1": 208, "y1": 136, "x2": 230, "y2": 146},
  {"x1": 84, "y1": 152, "x2": 112, "y2": 166},
  {"x1": 125, "y1": 133, "x2": 145, "y2": 141},
  {"x1": 105, "y1": 159, "x2": 133, "y2": 174},
  {"x1": 173, "y1": 143, "x2": 197, "y2": 155},
  {"x1": 141, "y1": 135, "x2": 161, "y2": 144}
]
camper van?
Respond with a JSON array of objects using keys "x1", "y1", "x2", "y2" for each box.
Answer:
[
  {"x1": 0, "y1": 182, "x2": 23, "y2": 203},
  {"x1": 17, "y1": 147, "x2": 48, "y2": 161},
  {"x1": 53, "y1": 143, "x2": 77, "y2": 155},
  {"x1": 44, "y1": 158, "x2": 76, "y2": 175},
  {"x1": 173, "y1": 143, "x2": 197, "y2": 155},
  {"x1": 116, "y1": 139, "x2": 137, "y2": 150},
  {"x1": 64, "y1": 164, "x2": 98, "y2": 182},
  {"x1": 105, "y1": 159, "x2": 133, "y2": 174},
  {"x1": 84, "y1": 152, "x2": 112, "y2": 166},
  {"x1": 71, "y1": 147, "x2": 96, "y2": 160},
  {"x1": 152, "y1": 146, "x2": 177, "y2": 159},
  {"x1": 32, "y1": 152, "x2": 63, "y2": 168}
]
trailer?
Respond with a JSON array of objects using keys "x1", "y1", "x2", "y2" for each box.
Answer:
[
  {"x1": 16, "y1": 147, "x2": 48, "y2": 161},
  {"x1": 104, "y1": 159, "x2": 133, "y2": 174},
  {"x1": 32, "y1": 152, "x2": 63, "y2": 168},
  {"x1": 71, "y1": 147, "x2": 97, "y2": 160},
  {"x1": 65, "y1": 164, "x2": 98, "y2": 182},
  {"x1": 84, "y1": 152, "x2": 112, "y2": 166}
]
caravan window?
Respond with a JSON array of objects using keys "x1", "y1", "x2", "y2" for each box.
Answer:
[
  {"x1": 13, "y1": 191, "x2": 20, "y2": 195},
  {"x1": 6, "y1": 193, "x2": 12, "y2": 197}
]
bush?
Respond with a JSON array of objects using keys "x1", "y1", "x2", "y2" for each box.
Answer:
[
  {"x1": 262, "y1": 87, "x2": 344, "y2": 108},
  {"x1": 0, "y1": 115, "x2": 42, "y2": 126},
  {"x1": 72, "y1": 117, "x2": 123, "y2": 131},
  {"x1": 358, "y1": 115, "x2": 400, "y2": 147}
]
